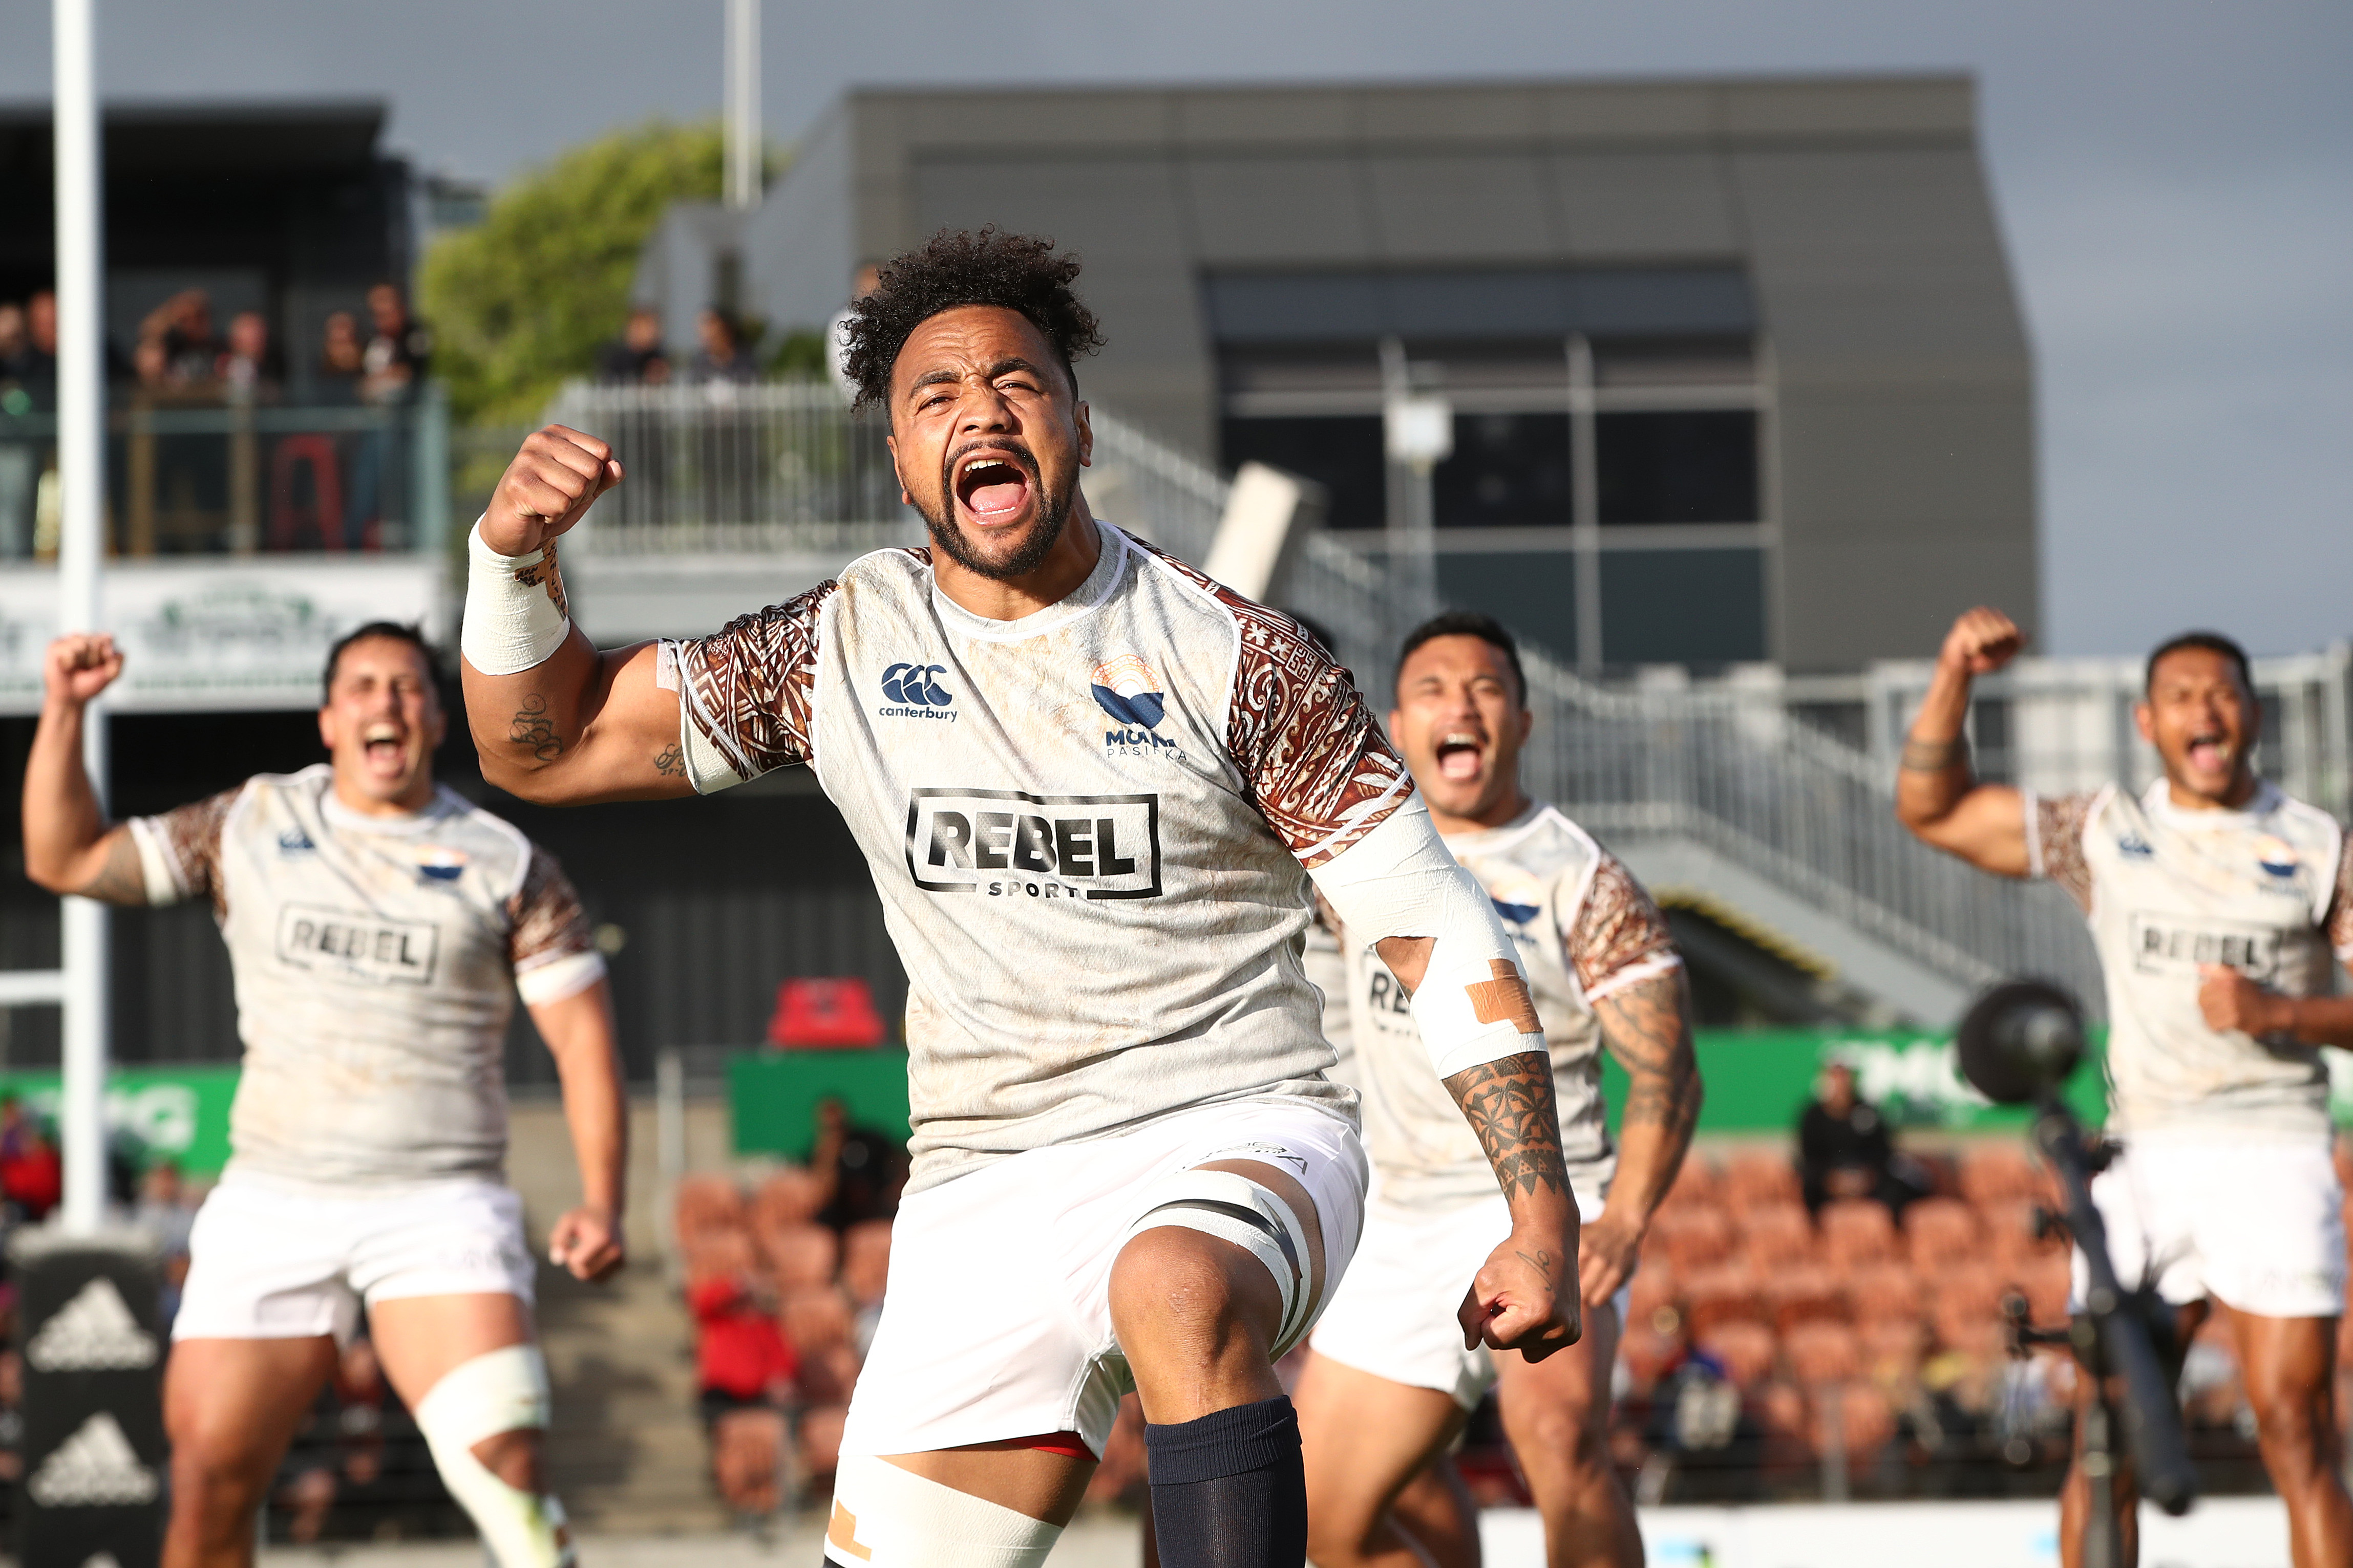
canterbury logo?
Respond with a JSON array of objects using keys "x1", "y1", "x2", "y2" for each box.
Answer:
[{"x1": 879, "y1": 662, "x2": 953, "y2": 708}]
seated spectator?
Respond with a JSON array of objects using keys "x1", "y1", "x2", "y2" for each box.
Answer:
[
  {"x1": 597, "y1": 306, "x2": 671, "y2": 385},
  {"x1": 1797, "y1": 1062, "x2": 1924, "y2": 1216},
  {"x1": 689, "y1": 1273, "x2": 798, "y2": 1520},
  {"x1": 360, "y1": 282, "x2": 430, "y2": 405},
  {"x1": 687, "y1": 308, "x2": 759, "y2": 385},
  {"x1": 0, "y1": 1105, "x2": 62, "y2": 1222},
  {"x1": 218, "y1": 310, "x2": 281, "y2": 398},
  {"x1": 811, "y1": 1097, "x2": 904, "y2": 1232}
]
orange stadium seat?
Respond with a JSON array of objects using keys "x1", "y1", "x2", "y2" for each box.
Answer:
[
  {"x1": 1845, "y1": 1261, "x2": 1923, "y2": 1327},
  {"x1": 1652, "y1": 1206, "x2": 1736, "y2": 1274},
  {"x1": 841, "y1": 1219, "x2": 893, "y2": 1309},
  {"x1": 1697, "y1": 1320, "x2": 1777, "y2": 1389},
  {"x1": 1765, "y1": 1265, "x2": 1846, "y2": 1334},
  {"x1": 2007, "y1": 1253, "x2": 2072, "y2": 1328},
  {"x1": 1958, "y1": 1142, "x2": 2044, "y2": 1208},
  {"x1": 1819, "y1": 1200, "x2": 1899, "y2": 1270},
  {"x1": 781, "y1": 1285, "x2": 855, "y2": 1351},
  {"x1": 1741, "y1": 1203, "x2": 1818, "y2": 1271},
  {"x1": 1659, "y1": 1157, "x2": 1725, "y2": 1216},
  {"x1": 1904, "y1": 1197, "x2": 1982, "y2": 1275},
  {"x1": 1816, "y1": 1382, "x2": 1898, "y2": 1462},
  {"x1": 766, "y1": 1222, "x2": 841, "y2": 1292},
  {"x1": 751, "y1": 1167, "x2": 827, "y2": 1230},
  {"x1": 682, "y1": 1227, "x2": 756, "y2": 1288},
  {"x1": 1980, "y1": 1198, "x2": 2063, "y2": 1266},
  {"x1": 1860, "y1": 1316, "x2": 1927, "y2": 1383},
  {"x1": 798, "y1": 1403, "x2": 850, "y2": 1479},
  {"x1": 1627, "y1": 1262, "x2": 1679, "y2": 1330},
  {"x1": 1724, "y1": 1149, "x2": 1804, "y2": 1215},
  {"x1": 1783, "y1": 1320, "x2": 1863, "y2": 1387},
  {"x1": 1682, "y1": 1261, "x2": 1765, "y2": 1335},
  {"x1": 673, "y1": 1174, "x2": 746, "y2": 1248}
]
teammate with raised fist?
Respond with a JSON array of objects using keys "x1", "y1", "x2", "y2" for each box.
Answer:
[
  {"x1": 458, "y1": 228, "x2": 1576, "y2": 1568},
  {"x1": 22, "y1": 625, "x2": 625, "y2": 1568},
  {"x1": 1898, "y1": 607, "x2": 2353, "y2": 1568}
]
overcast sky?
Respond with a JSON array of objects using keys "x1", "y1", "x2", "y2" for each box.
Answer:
[{"x1": 3, "y1": 0, "x2": 2347, "y2": 659}]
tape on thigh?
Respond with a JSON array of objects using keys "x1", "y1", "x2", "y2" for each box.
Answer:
[
  {"x1": 1125, "y1": 1169, "x2": 1315, "y2": 1350},
  {"x1": 824, "y1": 1454, "x2": 1061, "y2": 1567}
]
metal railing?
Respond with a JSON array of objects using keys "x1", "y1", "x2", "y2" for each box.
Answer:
[
  {"x1": 526, "y1": 382, "x2": 2196, "y2": 1013},
  {"x1": 0, "y1": 386, "x2": 451, "y2": 560}
]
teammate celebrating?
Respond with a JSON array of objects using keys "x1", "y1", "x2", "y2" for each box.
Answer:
[
  {"x1": 22, "y1": 624, "x2": 624, "y2": 1568},
  {"x1": 1897, "y1": 607, "x2": 2353, "y2": 1568},
  {"x1": 1298, "y1": 613, "x2": 1701, "y2": 1568},
  {"x1": 459, "y1": 229, "x2": 1576, "y2": 1568}
]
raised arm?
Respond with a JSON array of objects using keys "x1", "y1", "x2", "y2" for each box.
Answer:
[
  {"x1": 22, "y1": 634, "x2": 147, "y2": 904},
  {"x1": 1893, "y1": 607, "x2": 2032, "y2": 876},
  {"x1": 459, "y1": 426, "x2": 694, "y2": 804}
]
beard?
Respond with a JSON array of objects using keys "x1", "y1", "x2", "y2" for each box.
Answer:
[{"x1": 916, "y1": 439, "x2": 1074, "y2": 583}]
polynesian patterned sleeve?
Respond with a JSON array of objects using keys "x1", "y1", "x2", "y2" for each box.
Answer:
[
  {"x1": 507, "y1": 844, "x2": 605, "y2": 1003},
  {"x1": 662, "y1": 581, "x2": 839, "y2": 785},
  {"x1": 126, "y1": 786, "x2": 240, "y2": 917},
  {"x1": 1562, "y1": 850, "x2": 1682, "y2": 1004},
  {"x1": 1217, "y1": 597, "x2": 1412, "y2": 870},
  {"x1": 2025, "y1": 790, "x2": 2101, "y2": 914}
]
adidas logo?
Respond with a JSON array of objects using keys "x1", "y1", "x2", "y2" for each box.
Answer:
[
  {"x1": 27, "y1": 1412, "x2": 158, "y2": 1508},
  {"x1": 26, "y1": 1279, "x2": 158, "y2": 1372}
]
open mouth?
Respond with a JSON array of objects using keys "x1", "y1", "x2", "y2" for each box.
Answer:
[
  {"x1": 362, "y1": 722, "x2": 408, "y2": 772},
  {"x1": 951, "y1": 447, "x2": 1035, "y2": 526},
  {"x1": 2186, "y1": 731, "x2": 2233, "y2": 773},
  {"x1": 1434, "y1": 731, "x2": 1486, "y2": 783}
]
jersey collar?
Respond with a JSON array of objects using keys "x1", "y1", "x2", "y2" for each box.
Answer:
[
  {"x1": 319, "y1": 782, "x2": 465, "y2": 836},
  {"x1": 926, "y1": 522, "x2": 1132, "y2": 644},
  {"x1": 2140, "y1": 775, "x2": 2281, "y2": 830},
  {"x1": 1437, "y1": 798, "x2": 1547, "y2": 854}
]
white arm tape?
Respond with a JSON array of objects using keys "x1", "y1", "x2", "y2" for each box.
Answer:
[
  {"x1": 462, "y1": 521, "x2": 573, "y2": 676},
  {"x1": 124, "y1": 818, "x2": 185, "y2": 907},
  {"x1": 515, "y1": 949, "x2": 607, "y2": 1006},
  {"x1": 1308, "y1": 798, "x2": 1547, "y2": 1079}
]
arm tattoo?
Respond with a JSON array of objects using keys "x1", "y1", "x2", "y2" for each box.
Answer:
[
  {"x1": 510, "y1": 694, "x2": 564, "y2": 762},
  {"x1": 1596, "y1": 973, "x2": 1702, "y2": 1137},
  {"x1": 652, "y1": 742, "x2": 685, "y2": 779},
  {"x1": 1900, "y1": 735, "x2": 1969, "y2": 773},
  {"x1": 74, "y1": 830, "x2": 149, "y2": 907},
  {"x1": 1444, "y1": 1051, "x2": 1571, "y2": 1204}
]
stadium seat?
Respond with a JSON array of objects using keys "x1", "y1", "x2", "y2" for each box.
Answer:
[
  {"x1": 2007, "y1": 1253, "x2": 2071, "y2": 1327},
  {"x1": 1741, "y1": 1203, "x2": 1817, "y2": 1271},
  {"x1": 1958, "y1": 1142, "x2": 2044, "y2": 1208},
  {"x1": 1819, "y1": 1200, "x2": 1899, "y2": 1270},
  {"x1": 1816, "y1": 1382, "x2": 1898, "y2": 1462},
  {"x1": 1765, "y1": 1265, "x2": 1846, "y2": 1333},
  {"x1": 781, "y1": 1284, "x2": 855, "y2": 1350},
  {"x1": 1653, "y1": 1205, "x2": 1736, "y2": 1273},
  {"x1": 766, "y1": 977, "x2": 888, "y2": 1048},
  {"x1": 1627, "y1": 1262, "x2": 1679, "y2": 1330},
  {"x1": 751, "y1": 1167, "x2": 826, "y2": 1229},
  {"x1": 682, "y1": 1227, "x2": 756, "y2": 1288},
  {"x1": 1980, "y1": 1197, "x2": 2062, "y2": 1266},
  {"x1": 1904, "y1": 1196, "x2": 1982, "y2": 1274},
  {"x1": 1659, "y1": 1157, "x2": 1725, "y2": 1215},
  {"x1": 766, "y1": 1222, "x2": 841, "y2": 1291},
  {"x1": 1845, "y1": 1261, "x2": 1923, "y2": 1326},
  {"x1": 1783, "y1": 1320, "x2": 1863, "y2": 1387},
  {"x1": 798, "y1": 1403, "x2": 850, "y2": 1479},
  {"x1": 841, "y1": 1219, "x2": 893, "y2": 1308},
  {"x1": 673, "y1": 1174, "x2": 746, "y2": 1248},
  {"x1": 1860, "y1": 1316, "x2": 1927, "y2": 1383},
  {"x1": 1724, "y1": 1149, "x2": 1804, "y2": 1214},
  {"x1": 1682, "y1": 1261, "x2": 1765, "y2": 1335},
  {"x1": 1697, "y1": 1319, "x2": 1777, "y2": 1389}
]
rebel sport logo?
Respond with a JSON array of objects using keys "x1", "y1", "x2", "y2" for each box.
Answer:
[
  {"x1": 2127, "y1": 911, "x2": 2282, "y2": 982},
  {"x1": 1093, "y1": 653, "x2": 1177, "y2": 754},
  {"x1": 878, "y1": 661, "x2": 957, "y2": 722},
  {"x1": 275, "y1": 904, "x2": 440, "y2": 985},
  {"x1": 904, "y1": 788, "x2": 1162, "y2": 900}
]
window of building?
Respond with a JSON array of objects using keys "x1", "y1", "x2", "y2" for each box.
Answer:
[{"x1": 1597, "y1": 409, "x2": 1758, "y2": 525}]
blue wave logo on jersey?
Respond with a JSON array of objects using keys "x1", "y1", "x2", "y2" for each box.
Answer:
[
  {"x1": 880, "y1": 662, "x2": 954, "y2": 708},
  {"x1": 1091, "y1": 654, "x2": 1165, "y2": 729},
  {"x1": 1491, "y1": 897, "x2": 1541, "y2": 926},
  {"x1": 2255, "y1": 834, "x2": 2299, "y2": 878}
]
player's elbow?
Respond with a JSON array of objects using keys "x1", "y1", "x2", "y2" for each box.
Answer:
[
  {"x1": 23, "y1": 852, "x2": 72, "y2": 896},
  {"x1": 477, "y1": 745, "x2": 569, "y2": 802}
]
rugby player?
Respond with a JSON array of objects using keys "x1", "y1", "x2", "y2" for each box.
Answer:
[
  {"x1": 1299, "y1": 613, "x2": 1700, "y2": 1568},
  {"x1": 458, "y1": 229, "x2": 1577, "y2": 1568},
  {"x1": 1897, "y1": 606, "x2": 2353, "y2": 1568},
  {"x1": 22, "y1": 624, "x2": 624, "y2": 1568}
]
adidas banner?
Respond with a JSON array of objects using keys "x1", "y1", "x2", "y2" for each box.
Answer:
[{"x1": 12, "y1": 1234, "x2": 164, "y2": 1568}]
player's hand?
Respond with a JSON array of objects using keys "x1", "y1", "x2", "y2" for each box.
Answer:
[
  {"x1": 1939, "y1": 607, "x2": 2023, "y2": 676},
  {"x1": 548, "y1": 1204, "x2": 625, "y2": 1282},
  {"x1": 1458, "y1": 1222, "x2": 1582, "y2": 1362},
  {"x1": 482, "y1": 425, "x2": 623, "y2": 556},
  {"x1": 2198, "y1": 964, "x2": 2289, "y2": 1038},
  {"x1": 43, "y1": 633, "x2": 123, "y2": 708},
  {"x1": 1577, "y1": 1208, "x2": 1645, "y2": 1311}
]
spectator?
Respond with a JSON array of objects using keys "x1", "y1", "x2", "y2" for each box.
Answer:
[
  {"x1": 1797, "y1": 1061, "x2": 1925, "y2": 1215},
  {"x1": 687, "y1": 308, "x2": 759, "y2": 385},
  {"x1": 597, "y1": 306, "x2": 671, "y2": 385},
  {"x1": 0, "y1": 303, "x2": 27, "y2": 378},
  {"x1": 358, "y1": 282, "x2": 430, "y2": 405},
  {"x1": 689, "y1": 1273, "x2": 797, "y2": 1520},
  {"x1": 136, "y1": 289, "x2": 221, "y2": 390},
  {"x1": 133, "y1": 1157, "x2": 200, "y2": 1328},
  {"x1": 217, "y1": 309, "x2": 281, "y2": 398},
  {"x1": 0, "y1": 1115, "x2": 62, "y2": 1222},
  {"x1": 810, "y1": 1097, "x2": 903, "y2": 1232},
  {"x1": 318, "y1": 310, "x2": 366, "y2": 396},
  {"x1": 19, "y1": 291, "x2": 59, "y2": 404}
]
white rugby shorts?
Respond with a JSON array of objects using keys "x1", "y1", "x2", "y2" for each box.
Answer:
[
  {"x1": 174, "y1": 1171, "x2": 537, "y2": 1343},
  {"x1": 839, "y1": 1099, "x2": 1367, "y2": 1460},
  {"x1": 2070, "y1": 1137, "x2": 2346, "y2": 1319},
  {"x1": 1309, "y1": 1189, "x2": 1622, "y2": 1409}
]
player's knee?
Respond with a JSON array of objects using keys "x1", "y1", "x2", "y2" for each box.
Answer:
[
  {"x1": 1111, "y1": 1226, "x2": 1273, "y2": 1337},
  {"x1": 2244, "y1": 1384, "x2": 2333, "y2": 1475},
  {"x1": 1301, "y1": 1495, "x2": 1380, "y2": 1567},
  {"x1": 168, "y1": 1437, "x2": 272, "y2": 1524},
  {"x1": 1517, "y1": 1401, "x2": 1605, "y2": 1473},
  {"x1": 1113, "y1": 1167, "x2": 1312, "y2": 1354},
  {"x1": 469, "y1": 1426, "x2": 543, "y2": 1492}
]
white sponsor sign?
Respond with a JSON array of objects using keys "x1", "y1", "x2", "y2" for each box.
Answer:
[{"x1": 0, "y1": 559, "x2": 444, "y2": 714}]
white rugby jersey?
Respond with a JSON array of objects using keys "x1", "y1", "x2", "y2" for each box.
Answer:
[
  {"x1": 128, "y1": 765, "x2": 603, "y2": 1188},
  {"x1": 1341, "y1": 801, "x2": 1679, "y2": 1210},
  {"x1": 661, "y1": 524, "x2": 1407, "y2": 1193},
  {"x1": 2029, "y1": 778, "x2": 2353, "y2": 1142}
]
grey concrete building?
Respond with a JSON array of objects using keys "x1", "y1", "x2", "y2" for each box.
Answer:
[{"x1": 639, "y1": 74, "x2": 2034, "y2": 674}]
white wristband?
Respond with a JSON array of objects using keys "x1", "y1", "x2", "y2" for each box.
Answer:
[{"x1": 462, "y1": 521, "x2": 573, "y2": 676}]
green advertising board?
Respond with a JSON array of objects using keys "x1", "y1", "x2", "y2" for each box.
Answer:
[
  {"x1": 729, "y1": 1050, "x2": 914, "y2": 1162},
  {"x1": 0, "y1": 1065, "x2": 241, "y2": 1173}
]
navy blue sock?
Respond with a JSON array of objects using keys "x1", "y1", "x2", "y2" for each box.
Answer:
[{"x1": 1144, "y1": 1395, "x2": 1306, "y2": 1568}]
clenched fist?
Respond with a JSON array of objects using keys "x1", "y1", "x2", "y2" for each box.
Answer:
[
  {"x1": 44, "y1": 633, "x2": 124, "y2": 710},
  {"x1": 1939, "y1": 607, "x2": 2023, "y2": 676},
  {"x1": 481, "y1": 425, "x2": 624, "y2": 556},
  {"x1": 1458, "y1": 1222, "x2": 1582, "y2": 1363}
]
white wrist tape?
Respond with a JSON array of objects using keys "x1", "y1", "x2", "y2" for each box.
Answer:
[
  {"x1": 1309, "y1": 797, "x2": 1546, "y2": 1079},
  {"x1": 462, "y1": 522, "x2": 573, "y2": 676}
]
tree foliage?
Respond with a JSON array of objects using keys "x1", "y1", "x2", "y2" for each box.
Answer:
[{"x1": 420, "y1": 121, "x2": 727, "y2": 426}]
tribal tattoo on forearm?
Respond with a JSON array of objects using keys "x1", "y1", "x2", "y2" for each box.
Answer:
[
  {"x1": 1596, "y1": 972, "x2": 1702, "y2": 1140},
  {"x1": 1444, "y1": 1051, "x2": 1571, "y2": 1204},
  {"x1": 1899, "y1": 735, "x2": 1969, "y2": 773}
]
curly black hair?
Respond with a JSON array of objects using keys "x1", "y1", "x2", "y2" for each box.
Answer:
[{"x1": 840, "y1": 227, "x2": 1106, "y2": 411}]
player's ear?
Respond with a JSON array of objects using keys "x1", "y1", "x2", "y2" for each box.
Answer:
[
  {"x1": 316, "y1": 704, "x2": 337, "y2": 755},
  {"x1": 2132, "y1": 700, "x2": 2156, "y2": 745},
  {"x1": 1074, "y1": 399, "x2": 1092, "y2": 467}
]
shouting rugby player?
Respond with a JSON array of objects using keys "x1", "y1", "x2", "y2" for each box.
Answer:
[
  {"x1": 1300, "y1": 613, "x2": 1700, "y2": 1568},
  {"x1": 1898, "y1": 607, "x2": 2353, "y2": 1568},
  {"x1": 459, "y1": 229, "x2": 1577, "y2": 1568},
  {"x1": 23, "y1": 624, "x2": 624, "y2": 1568}
]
